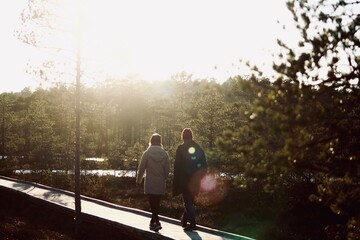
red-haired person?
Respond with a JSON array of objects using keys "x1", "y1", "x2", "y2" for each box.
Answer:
[{"x1": 173, "y1": 128, "x2": 207, "y2": 231}]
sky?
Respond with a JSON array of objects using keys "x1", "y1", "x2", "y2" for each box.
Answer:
[{"x1": 0, "y1": 0, "x2": 299, "y2": 93}]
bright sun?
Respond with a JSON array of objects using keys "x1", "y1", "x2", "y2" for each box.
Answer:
[{"x1": 3, "y1": 0, "x2": 298, "y2": 92}]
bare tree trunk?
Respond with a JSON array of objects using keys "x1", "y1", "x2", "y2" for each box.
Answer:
[{"x1": 74, "y1": 1, "x2": 82, "y2": 236}]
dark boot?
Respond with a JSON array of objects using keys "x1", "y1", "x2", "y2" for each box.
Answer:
[{"x1": 183, "y1": 224, "x2": 197, "y2": 231}]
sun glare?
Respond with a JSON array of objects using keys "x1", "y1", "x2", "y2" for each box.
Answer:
[
  {"x1": 53, "y1": 1, "x2": 294, "y2": 83},
  {"x1": 2, "y1": 0, "x2": 299, "y2": 92}
]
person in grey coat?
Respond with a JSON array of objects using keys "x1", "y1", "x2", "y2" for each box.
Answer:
[{"x1": 136, "y1": 133, "x2": 170, "y2": 232}]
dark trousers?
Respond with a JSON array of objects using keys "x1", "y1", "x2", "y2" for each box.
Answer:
[
  {"x1": 147, "y1": 194, "x2": 161, "y2": 223},
  {"x1": 182, "y1": 193, "x2": 196, "y2": 226}
]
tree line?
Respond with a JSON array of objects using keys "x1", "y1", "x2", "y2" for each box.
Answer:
[{"x1": 0, "y1": 73, "x2": 254, "y2": 171}]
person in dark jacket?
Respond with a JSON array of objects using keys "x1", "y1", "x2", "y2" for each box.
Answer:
[
  {"x1": 137, "y1": 133, "x2": 170, "y2": 232},
  {"x1": 173, "y1": 128, "x2": 207, "y2": 231}
]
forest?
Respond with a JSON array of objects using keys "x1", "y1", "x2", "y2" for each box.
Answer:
[{"x1": 1, "y1": 0, "x2": 360, "y2": 239}]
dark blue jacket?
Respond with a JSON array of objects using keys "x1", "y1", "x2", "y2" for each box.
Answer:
[{"x1": 173, "y1": 140, "x2": 207, "y2": 196}]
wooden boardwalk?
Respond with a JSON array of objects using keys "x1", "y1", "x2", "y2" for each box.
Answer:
[{"x1": 0, "y1": 176, "x2": 255, "y2": 240}]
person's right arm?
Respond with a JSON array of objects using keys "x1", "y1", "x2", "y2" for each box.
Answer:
[{"x1": 136, "y1": 152, "x2": 147, "y2": 184}]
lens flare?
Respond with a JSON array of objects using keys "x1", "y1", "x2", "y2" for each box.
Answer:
[
  {"x1": 201, "y1": 175, "x2": 217, "y2": 192},
  {"x1": 188, "y1": 147, "x2": 195, "y2": 154},
  {"x1": 199, "y1": 171, "x2": 229, "y2": 206}
]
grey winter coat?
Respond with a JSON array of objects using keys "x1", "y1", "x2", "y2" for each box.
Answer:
[{"x1": 136, "y1": 145, "x2": 170, "y2": 195}]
